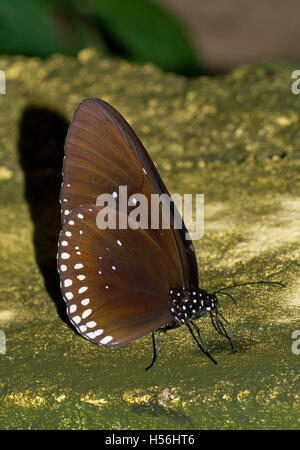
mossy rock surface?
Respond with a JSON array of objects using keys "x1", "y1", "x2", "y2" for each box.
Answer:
[{"x1": 0, "y1": 49, "x2": 299, "y2": 429}]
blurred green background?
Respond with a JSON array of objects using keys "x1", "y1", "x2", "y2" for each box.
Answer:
[
  {"x1": 1, "y1": 0, "x2": 300, "y2": 76},
  {"x1": 0, "y1": 0, "x2": 202, "y2": 75}
]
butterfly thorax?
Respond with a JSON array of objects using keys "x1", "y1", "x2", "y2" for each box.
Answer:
[{"x1": 168, "y1": 288, "x2": 217, "y2": 324}]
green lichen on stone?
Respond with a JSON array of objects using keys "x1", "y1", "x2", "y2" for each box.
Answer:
[{"x1": 0, "y1": 48, "x2": 299, "y2": 429}]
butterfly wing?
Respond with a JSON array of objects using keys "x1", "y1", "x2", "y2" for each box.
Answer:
[
  {"x1": 57, "y1": 205, "x2": 179, "y2": 346},
  {"x1": 60, "y1": 98, "x2": 198, "y2": 290}
]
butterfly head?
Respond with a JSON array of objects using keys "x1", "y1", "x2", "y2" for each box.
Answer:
[
  {"x1": 169, "y1": 288, "x2": 218, "y2": 324},
  {"x1": 192, "y1": 289, "x2": 218, "y2": 320}
]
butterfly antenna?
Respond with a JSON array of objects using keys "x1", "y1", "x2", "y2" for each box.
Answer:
[
  {"x1": 145, "y1": 331, "x2": 161, "y2": 371},
  {"x1": 216, "y1": 290, "x2": 237, "y2": 305},
  {"x1": 214, "y1": 280, "x2": 286, "y2": 294},
  {"x1": 186, "y1": 321, "x2": 217, "y2": 365}
]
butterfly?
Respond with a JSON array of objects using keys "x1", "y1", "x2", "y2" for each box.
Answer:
[{"x1": 57, "y1": 98, "x2": 283, "y2": 369}]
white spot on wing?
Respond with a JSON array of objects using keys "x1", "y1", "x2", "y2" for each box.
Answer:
[
  {"x1": 100, "y1": 336, "x2": 113, "y2": 344},
  {"x1": 82, "y1": 309, "x2": 92, "y2": 319},
  {"x1": 73, "y1": 316, "x2": 81, "y2": 324},
  {"x1": 78, "y1": 286, "x2": 88, "y2": 294},
  {"x1": 86, "y1": 329, "x2": 103, "y2": 338}
]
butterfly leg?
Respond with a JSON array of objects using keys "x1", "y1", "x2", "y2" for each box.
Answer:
[
  {"x1": 186, "y1": 321, "x2": 217, "y2": 365},
  {"x1": 145, "y1": 331, "x2": 161, "y2": 371},
  {"x1": 210, "y1": 310, "x2": 235, "y2": 352},
  {"x1": 145, "y1": 323, "x2": 185, "y2": 370},
  {"x1": 217, "y1": 310, "x2": 235, "y2": 352}
]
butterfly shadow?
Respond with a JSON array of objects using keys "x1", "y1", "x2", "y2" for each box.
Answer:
[
  {"x1": 189, "y1": 334, "x2": 256, "y2": 358},
  {"x1": 18, "y1": 105, "x2": 71, "y2": 326}
]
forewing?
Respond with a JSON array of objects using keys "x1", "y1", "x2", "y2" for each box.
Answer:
[{"x1": 60, "y1": 98, "x2": 198, "y2": 290}]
